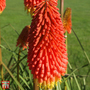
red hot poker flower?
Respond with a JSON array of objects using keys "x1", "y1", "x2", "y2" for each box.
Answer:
[
  {"x1": 63, "y1": 8, "x2": 72, "y2": 34},
  {"x1": 0, "y1": 0, "x2": 6, "y2": 14},
  {"x1": 28, "y1": 0, "x2": 68, "y2": 89},
  {"x1": 24, "y1": 0, "x2": 58, "y2": 16},
  {"x1": 24, "y1": 0, "x2": 44, "y2": 15},
  {"x1": 16, "y1": 25, "x2": 30, "y2": 50}
]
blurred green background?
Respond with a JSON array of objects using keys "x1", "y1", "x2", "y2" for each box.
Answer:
[{"x1": 0, "y1": 0, "x2": 90, "y2": 90}]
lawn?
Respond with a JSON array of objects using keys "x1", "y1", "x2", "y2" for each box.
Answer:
[{"x1": 0, "y1": 0, "x2": 90, "y2": 90}]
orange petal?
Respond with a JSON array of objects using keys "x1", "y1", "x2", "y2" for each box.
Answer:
[
  {"x1": 16, "y1": 25, "x2": 30, "y2": 50},
  {"x1": 63, "y1": 8, "x2": 72, "y2": 34},
  {"x1": 28, "y1": 1, "x2": 68, "y2": 89},
  {"x1": 0, "y1": 0, "x2": 6, "y2": 14}
]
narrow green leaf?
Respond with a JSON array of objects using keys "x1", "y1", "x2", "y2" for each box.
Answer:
[
  {"x1": 29, "y1": 70, "x2": 33, "y2": 86},
  {"x1": 73, "y1": 74, "x2": 81, "y2": 90},
  {"x1": 56, "y1": 81, "x2": 62, "y2": 90},
  {"x1": 64, "y1": 79, "x2": 70, "y2": 90},
  {"x1": 0, "y1": 44, "x2": 6, "y2": 49},
  {"x1": 4, "y1": 54, "x2": 27, "y2": 80},
  {"x1": 0, "y1": 86, "x2": 2, "y2": 90},
  {"x1": 0, "y1": 44, "x2": 18, "y2": 61},
  {"x1": 1, "y1": 36, "x2": 12, "y2": 50},
  {"x1": 19, "y1": 75, "x2": 30, "y2": 89},
  {"x1": 72, "y1": 28, "x2": 90, "y2": 64},
  {"x1": 2, "y1": 61, "x2": 24, "y2": 90},
  {"x1": 67, "y1": 62, "x2": 81, "y2": 90},
  {"x1": 83, "y1": 77, "x2": 86, "y2": 90},
  {"x1": 7, "y1": 48, "x2": 18, "y2": 68}
]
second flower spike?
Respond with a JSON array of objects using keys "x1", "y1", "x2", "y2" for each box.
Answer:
[
  {"x1": 63, "y1": 8, "x2": 72, "y2": 34},
  {"x1": 16, "y1": 25, "x2": 30, "y2": 50}
]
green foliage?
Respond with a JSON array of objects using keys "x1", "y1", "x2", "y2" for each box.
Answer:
[{"x1": 0, "y1": 0, "x2": 90, "y2": 90}]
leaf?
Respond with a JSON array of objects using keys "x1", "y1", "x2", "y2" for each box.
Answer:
[
  {"x1": 56, "y1": 81, "x2": 62, "y2": 90},
  {"x1": 64, "y1": 80, "x2": 70, "y2": 90},
  {"x1": 2, "y1": 61, "x2": 24, "y2": 90},
  {"x1": 19, "y1": 75, "x2": 30, "y2": 89},
  {"x1": 0, "y1": 44, "x2": 6, "y2": 49}
]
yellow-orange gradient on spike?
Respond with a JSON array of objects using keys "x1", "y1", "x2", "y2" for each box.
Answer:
[
  {"x1": 16, "y1": 25, "x2": 30, "y2": 50},
  {"x1": 24, "y1": 0, "x2": 44, "y2": 16},
  {"x1": 27, "y1": 0, "x2": 68, "y2": 89},
  {"x1": 24, "y1": 0, "x2": 58, "y2": 16},
  {"x1": 0, "y1": 0, "x2": 6, "y2": 14},
  {"x1": 63, "y1": 8, "x2": 72, "y2": 34}
]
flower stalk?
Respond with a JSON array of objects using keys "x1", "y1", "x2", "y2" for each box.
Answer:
[
  {"x1": 33, "y1": 79, "x2": 39, "y2": 90},
  {"x1": 17, "y1": 48, "x2": 21, "y2": 90},
  {"x1": 60, "y1": 0, "x2": 64, "y2": 20},
  {"x1": 0, "y1": 28, "x2": 4, "y2": 81},
  {"x1": 60, "y1": 0, "x2": 67, "y2": 90},
  {"x1": 64, "y1": 32, "x2": 67, "y2": 90}
]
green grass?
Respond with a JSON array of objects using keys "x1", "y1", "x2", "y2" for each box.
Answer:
[
  {"x1": 0, "y1": 0, "x2": 31, "y2": 64},
  {"x1": 0, "y1": 0, "x2": 90, "y2": 90}
]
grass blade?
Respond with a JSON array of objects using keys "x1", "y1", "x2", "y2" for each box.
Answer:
[
  {"x1": 73, "y1": 74, "x2": 81, "y2": 90},
  {"x1": 56, "y1": 81, "x2": 62, "y2": 90},
  {"x1": 17, "y1": 48, "x2": 21, "y2": 90},
  {"x1": 72, "y1": 28, "x2": 90, "y2": 64},
  {"x1": 19, "y1": 75, "x2": 30, "y2": 89},
  {"x1": 83, "y1": 77, "x2": 86, "y2": 90},
  {"x1": 67, "y1": 62, "x2": 81, "y2": 90},
  {"x1": 2, "y1": 61, "x2": 24, "y2": 90},
  {"x1": 64, "y1": 80, "x2": 70, "y2": 90},
  {"x1": 0, "y1": 44, "x2": 18, "y2": 61}
]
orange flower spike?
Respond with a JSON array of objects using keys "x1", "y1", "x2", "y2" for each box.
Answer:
[
  {"x1": 28, "y1": 0, "x2": 68, "y2": 89},
  {"x1": 63, "y1": 8, "x2": 72, "y2": 34},
  {"x1": 24, "y1": 0, "x2": 44, "y2": 16},
  {"x1": 16, "y1": 25, "x2": 30, "y2": 50},
  {"x1": 0, "y1": 0, "x2": 6, "y2": 14}
]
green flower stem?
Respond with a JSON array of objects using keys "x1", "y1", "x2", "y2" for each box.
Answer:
[
  {"x1": 17, "y1": 48, "x2": 21, "y2": 90},
  {"x1": 65, "y1": 31, "x2": 67, "y2": 90},
  {"x1": 72, "y1": 28, "x2": 90, "y2": 64},
  {"x1": 0, "y1": 29, "x2": 4, "y2": 80},
  {"x1": 60, "y1": 0, "x2": 68, "y2": 90}
]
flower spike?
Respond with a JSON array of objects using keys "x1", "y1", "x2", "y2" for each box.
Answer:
[
  {"x1": 63, "y1": 8, "x2": 72, "y2": 34},
  {"x1": 28, "y1": 0, "x2": 68, "y2": 89},
  {"x1": 24, "y1": 0, "x2": 58, "y2": 16},
  {"x1": 24, "y1": 0, "x2": 44, "y2": 16},
  {"x1": 0, "y1": 0, "x2": 6, "y2": 14},
  {"x1": 16, "y1": 25, "x2": 30, "y2": 50}
]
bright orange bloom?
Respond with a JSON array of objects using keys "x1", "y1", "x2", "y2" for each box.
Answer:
[
  {"x1": 27, "y1": 0, "x2": 68, "y2": 89},
  {"x1": 16, "y1": 25, "x2": 30, "y2": 50},
  {"x1": 63, "y1": 8, "x2": 72, "y2": 34},
  {"x1": 24, "y1": 0, "x2": 58, "y2": 16},
  {"x1": 0, "y1": 0, "x2": 6, "y2": 14},
  {"x1": 24, "y1": 0, "x2": 44, "y2": 16}
]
